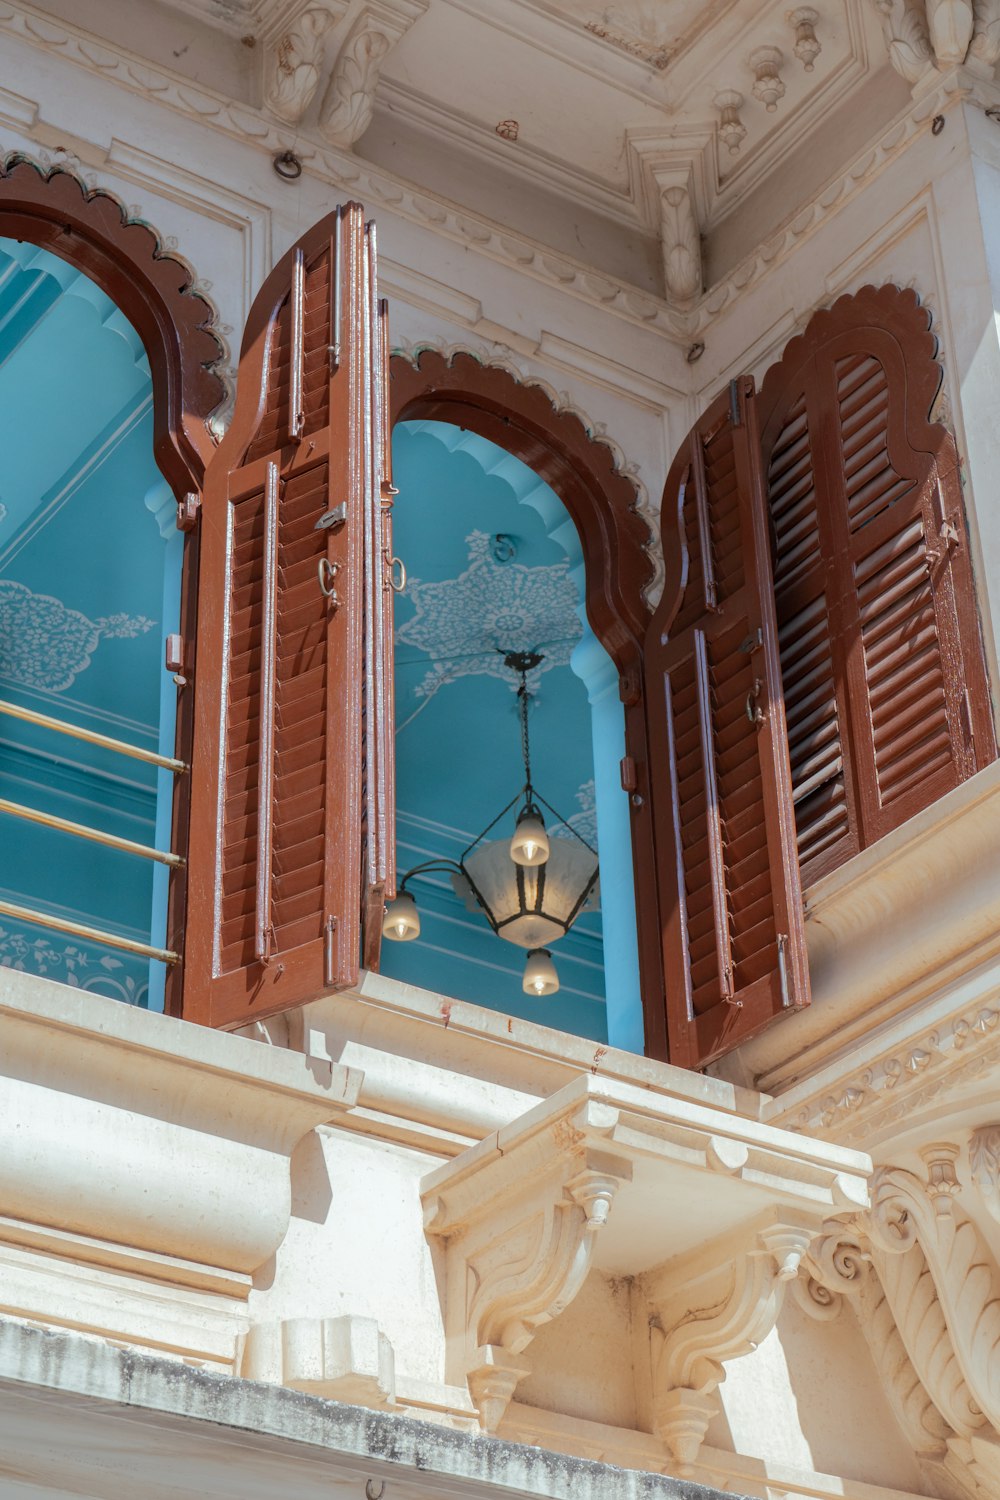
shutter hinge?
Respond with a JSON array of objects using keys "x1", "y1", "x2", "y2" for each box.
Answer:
[
  {"x1": 176, "y1": 493, "x2": 201, "y2": 532},
  {"x1": 961, "y1": 688, "x2": 975, "y2": 745},
  {"x1": 315, "y1": 502, "x2": 348, "y2": 532},
  {"x1": 729, "y1": 378, "x2": 743, "y2": 428},
  {"x1": 324, "y1": 914, "x2": 338, "y2": 987},
  {"x1": 165, "y1": 633, "x2": 188, "y2": 686},
  {"x1": 739, "y1": 628, "x2": 763, "y2": 654},
  {"x1": 620, "y1": 755, "x2": 637, "y2": 793},
  {"x1": 777, "y1": 933, "x2": 793, "y2": 1008}
]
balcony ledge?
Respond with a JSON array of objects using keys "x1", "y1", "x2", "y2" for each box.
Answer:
[{"x1": 0, "y1": 968, "x2": 363, "y2": 1356}]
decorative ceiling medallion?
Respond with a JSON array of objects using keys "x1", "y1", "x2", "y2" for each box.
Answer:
[
  {"x1": 495, "y1": 119, "x2": 519, "y2": 141},
  {"x1": 395, "y1": 529, "x2": 582, "y2": 704},
  {"x1": 0, "y1": 580, "x2": 155, "y2": 693}
]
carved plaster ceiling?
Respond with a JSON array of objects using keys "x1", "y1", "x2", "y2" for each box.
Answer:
[
  {"x1": 130, "y1": 0, "x2": 883, "y2": 237},
  {"x1": 41, "y1": 0, "x2": 900, "y2": 299}
]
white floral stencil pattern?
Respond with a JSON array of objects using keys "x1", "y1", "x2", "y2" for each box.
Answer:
[
  {"x1": 550, "y1": 778, "x2": 598, "y2": 849},
  {"x1": 396, "y1": 530, "x2": 583, "y2": 703},
  {"x1": 0, "y1": 926, "x2": 149, "y2": 1006},
  {"x1": 0, "y1": 579, "x2": 155, "y2": 692}
]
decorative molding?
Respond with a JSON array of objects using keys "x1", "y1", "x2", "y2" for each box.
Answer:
[
  {"x1": 242, "y1": 1315, "x2": 397, "y2": 1407},
  {"x1": 263, "y1": 2, "x2": 344, "y2": 125},
  {"x1": 784, "y1": 996, "x2": 1000, "y2": 1148},
  {"x1": 790, "y1": 8, "x2": 822, "y2": 72},
  {"x1": 714, "y1": 89, "x2": 747, "y2": 156},
  {"x1": 970, "y1": 1125, "x2": 1000, "y2": 1225},
  {"x1": 691, "y1": 67, "x2": 998, "y2": 334},
  {"x1": 0, "y1": 152, "x2": 225, "y2": 490},
  {"x1": 757, "y1": 762, "x2": 1000, "y2": 1137},
  {"x1": 2, "y1": 0, "x2": 990, "y2": 357},
  {"x1": 389, "y1": 347, "x2": 655, "y2": 676},
  {"x1": 749, "y1": 45, "x2": 787, "y2": 112},
  {"x1": 868, "y1": 1157, "x2": 1000, "y2": 1436},
  {"x1": 319, "y1": 0, "x2": 427, "y2": 147}
]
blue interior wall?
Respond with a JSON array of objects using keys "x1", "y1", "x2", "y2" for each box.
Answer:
[
  {"x1": 0, "y1": 239, "x2": 176, "y2": 1005},
  {"x1": 381, "y1": 419, "x2": 614, "y2": 1043}
]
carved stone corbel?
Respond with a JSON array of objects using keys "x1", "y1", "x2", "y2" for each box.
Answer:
[
  {"x1": 969, "y1": 0, "x2": 1000, "y2": 72},
  {"x1": 660, "y1": 183, "x2": 702, "y2": 310},
  {"x1": 927, "y1": 0, "x2": 976, "y2": 63},
  {"x1": 872, "y1": 0, "x2": 935, "y2": 85},
  {"x1": 425, "y1": 1151, "x2": 630, "y2": 1432},
  {"x1": 319, "y1": 0, "x2": 427, "y2": 148},
  {"x1": 644, "y1": 1214, "x2": 817, "y2": 1475},
  {"x1": 872, "y1": 0, "x2": 1000, "y2": 79},
  {"x1": 263, "y1": 4, "x2": 345, "y2": 125}
]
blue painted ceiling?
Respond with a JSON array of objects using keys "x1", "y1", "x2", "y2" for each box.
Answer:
[{"x1": 383, "y1": 418, "x2": 608, "y2": 1041}]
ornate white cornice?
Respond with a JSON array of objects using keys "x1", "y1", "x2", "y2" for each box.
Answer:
[{"x1": 7, "y1": 0, "x2": 997, "y2": 358}]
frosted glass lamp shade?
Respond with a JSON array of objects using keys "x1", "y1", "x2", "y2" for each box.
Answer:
[
  {"x1": 523, "y1": 948, "x2": 559, "y2": 996},
  {"x1": 382, "y1": 891, "x2": 420, "y2": 942},
  {"x1": 510, "y1": 807, "x2": 550, "y2": 867},
  {"x1": 463, "y1": 836, "x2": 599, "y2": 949}
]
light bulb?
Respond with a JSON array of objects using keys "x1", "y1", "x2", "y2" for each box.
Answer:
[
  {"x1": 510, "y1": 807, "x2": 550, "y2": 868},
  {"x1": 382, "y1": 891, "x2": 420, "y2": 941},
  {"x1": 522, "y1": 947, "x2": 559, "y2": 997}
]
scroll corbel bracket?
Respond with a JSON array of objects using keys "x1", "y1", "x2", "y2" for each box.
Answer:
[
  {"x1": 428, "y1": 1151, "x2": 630, "y2": 1433},
  {"x1": 646, "y1": 1215, "x2": 817, "y2": 1476}
]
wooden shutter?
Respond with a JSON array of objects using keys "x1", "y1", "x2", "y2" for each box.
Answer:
[
  {"x1": 643, "y1": 377, "x2": 809, "y2": 1070},
  {"x1": 183, "y1": 203, "x2": 395, "y2": 1030},
  {"x1": 758, "y1": 285, "x2": 996, "y2": 883}
]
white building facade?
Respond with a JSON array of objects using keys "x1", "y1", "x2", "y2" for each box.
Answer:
[{"x1": 3, "y1": 4, "x2": 1000, "y2": 1499}]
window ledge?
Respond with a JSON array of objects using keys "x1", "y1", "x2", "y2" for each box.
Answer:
[
  {"x1": 287, "y1": 973, "x2": 765, "y2": 1156},
  {"x1": 713, "y1": 758, "x2": 1000, "y2": 1096}
]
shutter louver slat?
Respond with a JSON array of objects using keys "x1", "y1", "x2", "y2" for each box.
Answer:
[
  {"x1": 767, "y1": 381, "x2": 853, "y2": 880},
  {"x1": 183, "y1": 204, "x2": 396, "y2": 1029},
  {"x1": 644, "y1": 379, "x2": 810, "y2": 1067}
]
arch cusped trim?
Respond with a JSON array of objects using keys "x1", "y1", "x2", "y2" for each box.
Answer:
[
  {"x1": 0, "y1": 155, "x2": 225, "y2": 495},
  {"x1": 389, "y1": 348, "x2": 653, "y2": 691}
]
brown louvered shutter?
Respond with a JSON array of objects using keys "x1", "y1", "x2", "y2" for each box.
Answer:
[
  {"x1": 183, "y1": 203, "x2": 394, "y2": 1029},
  {"x1": 759, "y1": 285, "x2": 996, "y2": 883},
  {"x1": 643, "y1": 378, "x2": 809, "y2": 1069}
]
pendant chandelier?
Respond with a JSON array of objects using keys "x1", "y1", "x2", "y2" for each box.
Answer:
[{"x1": 382, "y1": 651, "x2": 599, "y2": 996}]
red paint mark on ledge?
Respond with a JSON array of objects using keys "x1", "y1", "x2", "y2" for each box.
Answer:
[
  {"x1": 592, "y1": 1047, "x2": 608, "y2": 1074},
  {"x1": 440, "y1": 1002, "x2": 452, "y2": 1028}
]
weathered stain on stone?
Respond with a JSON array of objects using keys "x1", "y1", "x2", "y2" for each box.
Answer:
[{"x1": 0, "y1": 1319, "x2": 751, "y2": 1500}]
